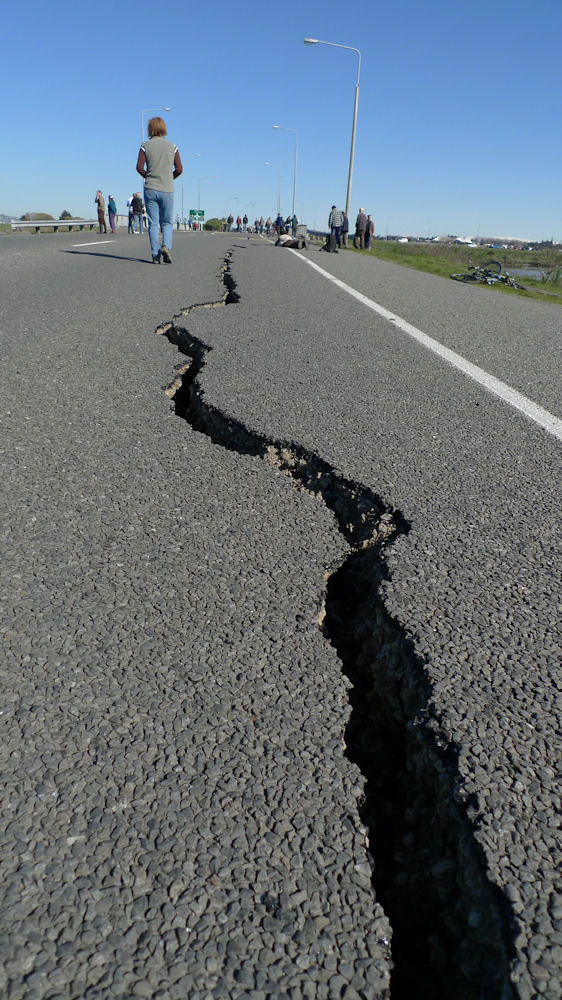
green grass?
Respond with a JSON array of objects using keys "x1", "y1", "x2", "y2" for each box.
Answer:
[{"x1": 344, "y1": 241, "x2": 562, "y2": 304}]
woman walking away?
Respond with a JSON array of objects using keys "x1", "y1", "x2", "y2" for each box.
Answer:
[{"x1": 136, "y1": 117, "x2": 183, "y2": 264}]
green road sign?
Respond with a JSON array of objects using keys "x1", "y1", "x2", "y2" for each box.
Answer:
[{"x1": 189, "y1": 210, "x2": 205, "y2": 219}]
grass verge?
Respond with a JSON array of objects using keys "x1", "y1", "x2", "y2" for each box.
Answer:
[{"x1": 344, "y1": 241, "x2": 562, "y2": 304}]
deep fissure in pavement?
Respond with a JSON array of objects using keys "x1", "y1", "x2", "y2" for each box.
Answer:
[{"x1": 157, "y1": 252, "x2": 516, "y2": 998}]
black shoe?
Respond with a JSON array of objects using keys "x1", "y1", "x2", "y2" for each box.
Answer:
[
  {"x1": 152, "y1": 255, "x2": 161, "y2": 264},
  {"x1": 161, "y1": 246, "x2": 172, "y2": 264}
]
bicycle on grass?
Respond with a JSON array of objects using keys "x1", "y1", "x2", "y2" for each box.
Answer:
[{"x1": 450, "y1": 260, "x2": 527, "y2": 290}]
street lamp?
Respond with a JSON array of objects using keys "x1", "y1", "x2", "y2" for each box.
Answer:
[
  {"x1": 197, "y1": 175, "x2": 215, "y2": 211},
  {"x1": 181, "y1": 153, "x2": 200, "y2": 222},
  {"x1": 304, "y1": 37, "x2": 361, "y2": 218},
  {"x1": 141, "y1": 106, "x2": 171, "y2": 142},
  {"x1": 272, "y1": 125, "x2": 298, "y2": 219},
  {"x1": 265, "y1": 161, "x2": 283, "y2": 215}
]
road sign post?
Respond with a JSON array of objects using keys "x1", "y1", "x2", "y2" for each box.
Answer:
[{"x1": 189, "y1": 209, "x2": 205, "y2": 231}]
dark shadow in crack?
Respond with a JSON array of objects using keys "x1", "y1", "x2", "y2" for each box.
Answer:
[
  {"x1": 325, "y1": 546, "x2": 517, "y2": 1000},
  {"x1": 159, "y1": 265, "x2": 517, "y2": 999}
]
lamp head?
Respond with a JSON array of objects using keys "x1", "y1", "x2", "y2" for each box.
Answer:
[{"x1": 303, "y1": 38, "x2": 318, "y2": 44}]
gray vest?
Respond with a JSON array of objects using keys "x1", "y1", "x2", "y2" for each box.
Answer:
[{"x1": 142, "y1": 137, "x2": 177, "y2": 193}]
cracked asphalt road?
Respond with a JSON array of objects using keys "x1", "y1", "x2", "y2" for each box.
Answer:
[{"x1": 1, "y1": 230, "x2": 560, "y2": 999}]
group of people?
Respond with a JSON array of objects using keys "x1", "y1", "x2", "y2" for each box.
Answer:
[
  {"x1": 127, "y1": 193, "x2": 146, "y2": 234},
  {"x1": 96, "y1": 114, "x2": 380, "y2": 265},
  {"x1": 329, "y1": 205, "x2": 375, "y2": 250},
  {"x1": 225, "y1": 214, "x2": 299, "y2": 236},
  {"x1": 93, "y1": 191, "x2": 146, "y2": 235}
]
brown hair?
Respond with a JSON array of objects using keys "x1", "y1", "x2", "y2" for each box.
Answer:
[{"x1": 147, "y1": 117, "x2": 167, "y2": 137}]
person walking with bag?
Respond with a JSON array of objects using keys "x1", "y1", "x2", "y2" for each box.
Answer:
[{"x1": 136, "y1": 116, "x2": 183, "y2": 264}]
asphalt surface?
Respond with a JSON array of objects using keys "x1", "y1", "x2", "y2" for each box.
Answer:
[{"x1": 1, "y1": 229, "x2": 560, "y2": 1000}]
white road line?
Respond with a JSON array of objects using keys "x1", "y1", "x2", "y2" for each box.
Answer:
[
  {"x1": 72, "y1": 240, "x2": 115, "y2": 247},
  {"x1": 295, "y1": 253, "x2": 562, "y2": 442}
]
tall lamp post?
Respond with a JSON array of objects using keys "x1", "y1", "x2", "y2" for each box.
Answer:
[
  {"x1": 272, "y1": 125, "x2": 298, "y2": 219},
  {"x1": 265, "y1": 162, "x2": 283, "y2": 215},
  {"x1": 197, "y1": 175, "x2": 215, "y2": 210},
  {"x1": 304, "y1": 38, "x2": 361, "y2": 218},
  {"x1": 141, "y1": 106, "x2": 171, "y2": 142},
  {"x1": 181, "y1": 153, "x2": 200, "y2": 222}
]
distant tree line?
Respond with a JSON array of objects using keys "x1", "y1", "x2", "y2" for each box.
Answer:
[{"x1": 19, "y1": 210, "x2": 82, "y2": 221}]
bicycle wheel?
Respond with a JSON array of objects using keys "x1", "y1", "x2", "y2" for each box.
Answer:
[
  {"x1": 481, "y1": 260, "x2": 502, "y2": 275},
  {"x1": 450, "y1": 272, "x2": 480, "y2": 283}
]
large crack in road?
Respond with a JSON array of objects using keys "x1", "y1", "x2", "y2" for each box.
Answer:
[{"x1": 157, "y1": 249, "x2": 517, "y2": 998}]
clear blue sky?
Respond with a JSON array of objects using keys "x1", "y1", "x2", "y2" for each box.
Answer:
[{"x1": 3, "y1": 0, "x2": 560, "y2": 240}]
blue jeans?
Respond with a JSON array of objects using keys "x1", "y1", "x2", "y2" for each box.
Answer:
[
  {"x1": 144, "y1": 188, "x2": 174, "y2": 257},
  {"x1": 331, "y1": 225, "x2": 342, "y2": 246},
  {"x1": 133, "y1": 213, "x2": 143, "y2": 234}
]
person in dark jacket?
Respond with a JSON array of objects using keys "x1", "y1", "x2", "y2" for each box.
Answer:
[
  {"x1": 131, "y1": 192, "x2": 144, "y2": 235},
  {"x1": 354, "y1": 208, "x2": 367, "y2": 249},
  {"x1": 365, "y1": 214, "x2": 374, "y2": 249}
]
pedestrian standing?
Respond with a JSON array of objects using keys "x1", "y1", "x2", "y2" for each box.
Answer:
[
  {"x1": 127, "y1": 195, "x2": 134, "y2": 234},
  {"x1": 95, "y1": 190, "x2": 107, "y2": 233},
  {"x1": 131, "y1": 192, "x2": 144, "y2": 234},
  {"x1": 108, "y1": 196, "x2": 117, "y2": 234},
  {"x1": 365, "y1": 214, "x2": 374, "y2": 250},
  {"x1": 341, "y1": 213, "x2": 349, "y2": 247},
  {"x1": 136, "y1": 116, "x2": 183, "y2": 264},
  {"x1": 354, "y1": 208, "x2": 367, "y2": 249},
  {"x1": 328, "y1": 205, "x2": 344, "y2": 247}
]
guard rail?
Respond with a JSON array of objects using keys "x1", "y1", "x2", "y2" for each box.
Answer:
[{"x1": 11, "y1": 220, "x2": 99, "y2": 233}]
